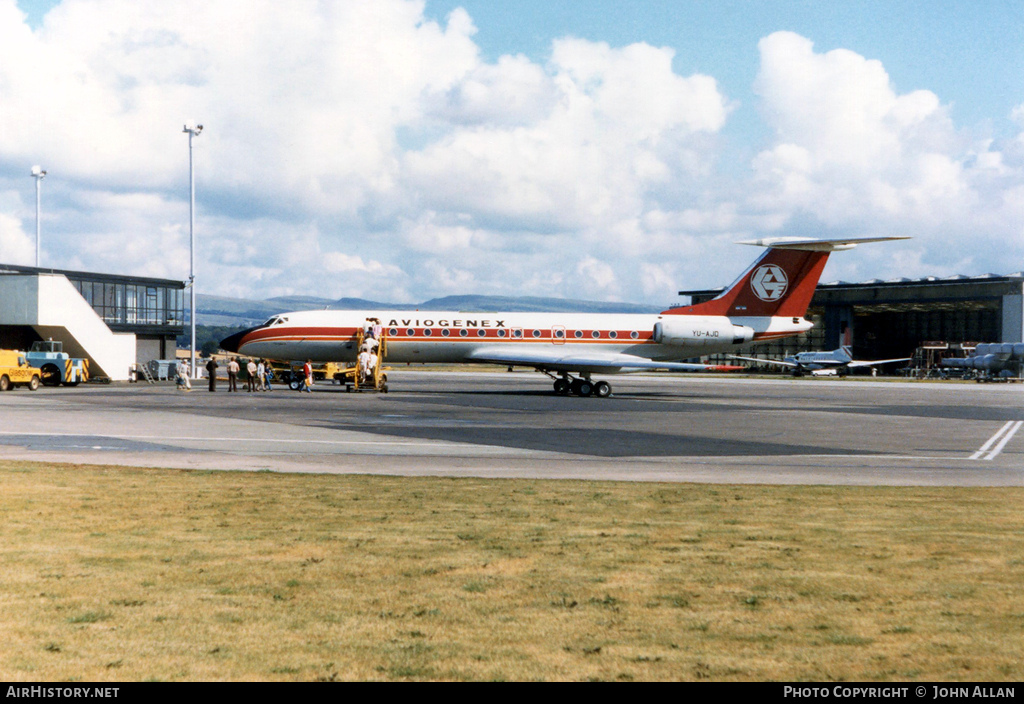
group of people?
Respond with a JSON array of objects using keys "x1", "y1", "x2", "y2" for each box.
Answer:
[
  {"x1": 175, "y1": 319, "x2": 384, "y2": 395},
  {"x1": 357, "y1": 317, "x2": 383, "y2": 384},
  {"x1": 200, "y1": 356, "x2": 273, "y2": 392}
]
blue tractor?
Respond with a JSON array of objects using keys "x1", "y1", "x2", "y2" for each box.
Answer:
[{"x1": 25, "y1": 340, "x2": 89, "y2": 387}]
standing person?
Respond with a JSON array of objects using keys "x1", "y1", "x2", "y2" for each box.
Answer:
[
  {"x1": 371, "y1": 317, "x2": 383, "y2": 341},
  {"x1": 246, "y1": 359, "x2": 257, "y2": 392},
  {"x1": 368, "y1": 349, "x2": 379, "y2": 385},
  {"x1": 263, "y1": 361, "x2": 273, "y2": 391},
  {"x1": 228, "y1": 357, "x2": 240, "y2": 392},
  {"x1": 205, "y1": 357, "x2": 218, "y2": 392},
  {"x1": 357, "y1": 349, "x2": 371, "y2": 383},
  {"x1": 256, "y1": 360, "x2": 266, "y2": 391},
  {"x1": 303, "y1": 359, "x2": 313, "y2": 393},
  {"x1": 177, "y1": 358, "x2": 192, "y2": 391}
]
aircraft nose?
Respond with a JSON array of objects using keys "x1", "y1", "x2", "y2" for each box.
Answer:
[{"x1": 220, "y1": 326, "x2": 261, "y2": 354}]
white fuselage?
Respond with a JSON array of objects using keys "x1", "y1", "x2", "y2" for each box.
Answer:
[{"x1": 233, "y1": 309, "x2": 811, "y2": 370}]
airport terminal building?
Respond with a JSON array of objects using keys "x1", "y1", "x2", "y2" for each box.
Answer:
[
  {"x1": 682, "y1": 272, "x2": 1024, "y2": 368},
  {"x1": 0, "y1": 263, "x2": 185, "y2": 381}
]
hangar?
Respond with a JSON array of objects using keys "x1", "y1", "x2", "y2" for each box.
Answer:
[
  {"x1": 0, "y1": 263, "x2": 185, "y2": 381},
  {"x1": 682, "y1": 272, "x2": 1024, "y2": 368}
]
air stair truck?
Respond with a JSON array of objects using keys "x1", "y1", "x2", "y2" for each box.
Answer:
[{"x1": 25, "y1": 339, "x2": 89, "y2": 386}]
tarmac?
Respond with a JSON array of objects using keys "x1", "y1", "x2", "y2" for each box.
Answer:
[{"x1": 0, "y1": 369, "x2": 1021, "y2": 486}]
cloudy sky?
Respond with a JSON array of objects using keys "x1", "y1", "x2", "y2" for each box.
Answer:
[{"x1": 1, "y1": 0, "x2": 1022, "y2": 305}]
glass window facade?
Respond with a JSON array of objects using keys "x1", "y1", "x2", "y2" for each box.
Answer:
[{"x1": 70, "y1": 279, "x2": 184, "y2": 327}]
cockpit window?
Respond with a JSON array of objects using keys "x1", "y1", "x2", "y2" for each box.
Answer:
[{"x1": 262, "y1": 316, "x2": 288, "y2": 327}]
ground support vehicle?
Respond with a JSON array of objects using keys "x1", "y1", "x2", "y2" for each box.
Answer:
[
  {"x1": 265, "y1": 360, "x2": 337, "y2": 386},
  {"x1": 267, "y1": 360, "x2": 342, "y2": 390},
  {"x1": 0, "y1": 349, "x2": 43, "y2": 391},
  {"x1": 25, "y1": 340, "x2": 89, "y2": 386},
  {"x1": 975, "y1": 371, "x2": 1023, "y2": 383}
]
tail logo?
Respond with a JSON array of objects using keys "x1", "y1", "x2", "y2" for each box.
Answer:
[{"x1": 750, "y1": 264, "x2": 789, "y2": 301}]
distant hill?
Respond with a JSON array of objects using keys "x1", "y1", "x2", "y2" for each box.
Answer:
[
  {"x1": 196, "y1": 293, "x2": 663, "y2": 327},
  {"x1": 265, "y1": 295, "x2": 337, "y2": 308},
  {"x1": 193, "y1": 295, "x2": 295, "y2": 327},
  {"x1": 419, "y1": 295, "x2": 660, "y2": 314}
]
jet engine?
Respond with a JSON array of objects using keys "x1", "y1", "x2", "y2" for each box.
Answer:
[{"x1": 653, "y1": 317, "x2": 754, "y2": 347}]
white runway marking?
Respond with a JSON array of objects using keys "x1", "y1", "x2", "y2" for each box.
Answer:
[{"x1": 970, "y1": 420, "x2": 1023, "y2": 461}]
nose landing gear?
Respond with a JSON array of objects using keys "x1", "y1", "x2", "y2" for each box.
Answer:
[{"x1": 549, "y1": 373, "x2": 612, "y2": 398}]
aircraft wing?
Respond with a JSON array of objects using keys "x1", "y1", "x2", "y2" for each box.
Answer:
[
  {"x1": 727, "y1": 355, "x2": 799, "y2": 368},
  {"x1": 466, "y1": 346, "x2": 739, "y2": 373},
  {"x1": 847, "y1": 357, "x2": 912, "y2": 368}
]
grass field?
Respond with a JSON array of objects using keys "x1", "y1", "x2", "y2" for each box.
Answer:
[{"x1": 1, "y1": 460, "x2": 1022, "y2": 682}]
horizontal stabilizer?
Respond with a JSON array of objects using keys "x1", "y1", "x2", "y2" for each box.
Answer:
[{"x1": 736, "y1": 236, "x2": 911, "y2": 252}]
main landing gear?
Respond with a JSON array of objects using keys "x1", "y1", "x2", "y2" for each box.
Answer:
[{"x1": 548, "y1": 372, "x2": 612, "y2": 398}]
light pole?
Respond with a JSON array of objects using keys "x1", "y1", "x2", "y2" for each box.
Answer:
[
  {"x1": 31, "y1": 165, "x2": 46, "y2": 267},
  {"x1": 183, "y1": 122, "x2": 203, "y2": 379}
]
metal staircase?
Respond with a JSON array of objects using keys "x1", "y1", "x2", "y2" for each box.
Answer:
[
  {"x1": 134, "y1": 362, "x2": 155, "y2": 384},
  {"x1": 352, "y1": 329, "x2": 387, "y2": 392}
]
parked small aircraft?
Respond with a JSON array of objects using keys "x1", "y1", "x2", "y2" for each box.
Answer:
[
  {"x1": 221, "y1": 236, "x2": 908, "y2": 396},
  {"x1": 730, "y1": 345, "x2": 911, "y2": 376}
]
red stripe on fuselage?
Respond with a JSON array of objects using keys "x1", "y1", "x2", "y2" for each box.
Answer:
[
  {"x1": 239, "y1": 325, "x2": 804, "y2": 349},
  {"x1": 238, "y1": 325, "x2": 656, "y2": 347}
]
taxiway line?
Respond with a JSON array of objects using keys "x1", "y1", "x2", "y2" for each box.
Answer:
[{"x1": 970, "y1": 420, "x2": 1023, "y2": 461}]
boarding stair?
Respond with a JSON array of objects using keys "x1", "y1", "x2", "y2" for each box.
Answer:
[
  {"x1": 350, "y1": 329, "x2": 388, "y2": 393},
  {"x1": 134, "y1": 362, "x2": 155, "y2": 384}
]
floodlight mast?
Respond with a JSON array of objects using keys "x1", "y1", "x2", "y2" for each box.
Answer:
[
  {"x1": 183, "y1": 122, "x2": 203, "y2": 379},
  {"x1": 31, "y1": 166, "x2": 47, "y2": 267}
]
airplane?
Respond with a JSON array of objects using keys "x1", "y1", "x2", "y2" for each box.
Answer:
[
  {"x1": 729, "y1": 345, "x2": 911, "y2": 377},
  {"x1": 220, "y1": 236, "x2": 908, "y2": 397}
]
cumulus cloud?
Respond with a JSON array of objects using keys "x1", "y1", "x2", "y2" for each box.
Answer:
[
  {"x1": 750, "y1": 31, "x2": 1022, "y2": 273},
  {"x1": 404, "y1": 38, "x2": 730, "y2": 233},
  {"x1": 0, "y1": 212, "x2": 35, "y2": 265},
  {"x1": 751, "y1": 32, "x2": 963, "y2": 219},
  {"x1": 429, "y1": 53, "x2": 556, "y2": 127},
  {"x1": 0, "y1": 4, "x2": 1020, "y2": 307}
]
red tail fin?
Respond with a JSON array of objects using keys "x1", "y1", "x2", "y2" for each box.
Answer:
[
  {"x1": 663, "y1": 236, "x2": 910, "y2": 318},
  {"x1": 662, "y1": 242, "x2": 837, "y2": 317},
  {"x1": 663, "y1": 237, "x2": 910, "y2": 318}
]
